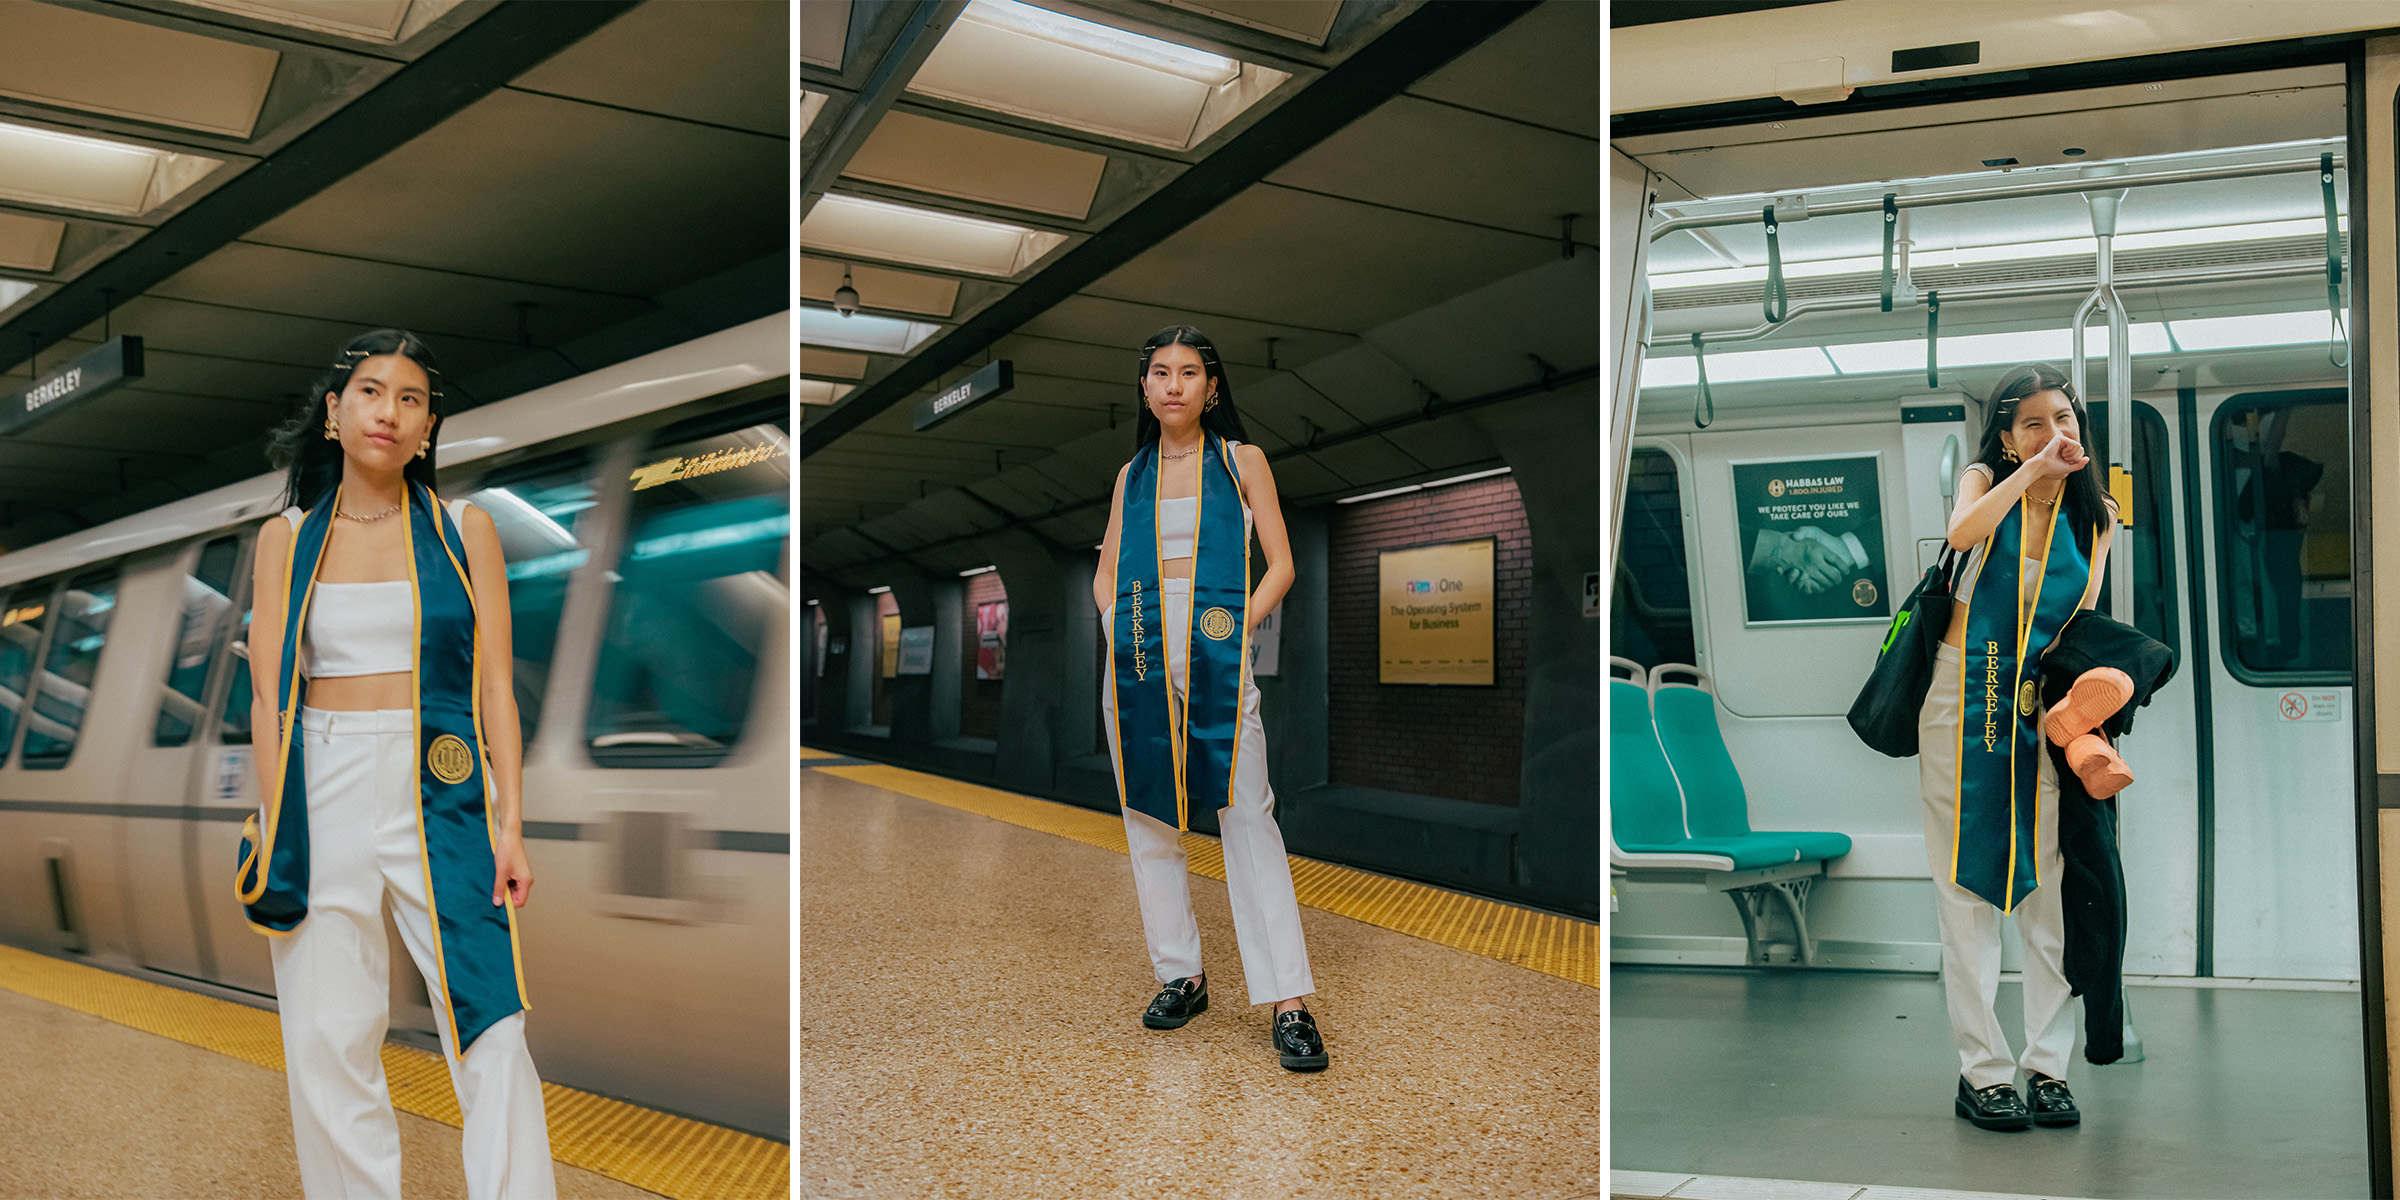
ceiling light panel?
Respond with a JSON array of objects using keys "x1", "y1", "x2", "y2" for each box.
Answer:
[
  {"x1": 801, "y1": 89, "x2": 829, "y2": 138},
  {"x1": 801, "y1": 256, "x2": 961, "y2": 318},
  {"x1": 0, "y1": 280, "x2": 36, "y2": 313},
  {"x1": 181, "y1": 0, "x2": 421, "y2": 41},
  {"x1": 910, "y1": 0, "x2": 1291, "y2": 151},
  {"x1": 800, "y1": 193, "x2": 1067, "y2": 277},
  {"x1": 0, "y1": 213, "x2": 65, "y2": 273},
  {"x1": 799, "y1": 307, "x2": 942, "y2": 355},
  {"x1": 801, "y1": 348, "x2": 872, "y2": 380},
  {"x1": 801, "y1": 0, "x2": 852, "y2": 70},
  {"x1": 844, "y1": 111, "x2": 1107, "y2": 220},
  {"x1": 2167, "y1": 309, "x2": 2338, "y2": 350},
  {"x1": 0, "y1": 121, "x2": 226, "y2": 218},
  {"x1": 0, "y1": 4, "x2": 279, "y2": 138},
  {"x1": 1158, "y1": 0, "x2": 1342, "y2": 46},
  {"x1": 799, "y1": 380, "x2": 857, "y2": 406}
]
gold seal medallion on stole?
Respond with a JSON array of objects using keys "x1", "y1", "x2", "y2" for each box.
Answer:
[
  {"x1": 1201, "y1": 607, "x2": 1236, "y2": 640},
  {"x1": 427, "y1": 734, "x2": 474, "y2": 785}
]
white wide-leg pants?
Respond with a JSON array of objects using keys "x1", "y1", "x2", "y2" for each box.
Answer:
[
  {"x1": 268, "y1": 707, "x2": 557, "y2": 1200},
  {"x1": 1107, "y1": 579, "x2": 1316, "y2": 1007},
  {"x1": 1918, "y1": 643, "x2": 2076, "y2": 1089}
]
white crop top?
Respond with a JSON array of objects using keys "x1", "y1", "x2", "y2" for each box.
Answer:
[
  {"x1": 1156, "y1": 444, "x2": 1253, "y2": 559},
  {"x1": 281, "y1": 499, "x2": 473, "y2": 678}
]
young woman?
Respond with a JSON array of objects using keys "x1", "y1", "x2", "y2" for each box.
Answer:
[
  {"x1": 1922, "y1": 362, "x2": 2120, "y2": 1133},
  {"x1": 1094, "y1": 325, "x2": 1327, "y2": 1072},
  {"x1": 239, "y1": 329, "x2": 556, "y2": 1197}
]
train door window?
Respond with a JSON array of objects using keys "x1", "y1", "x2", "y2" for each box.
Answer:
[
  {"x1": 459, "y1": 456, "x2": 598, "y2": 745},
  {"x1": 23, "y1": 568, "x2": 120, "y2": 767},
  {"x1": 2084, "y1": 403, "x2": 2181, "y2": 655},
  {"x1": 2212, "y1": 391, "x2": 2350, "y2": 682},
  {"x1": 1611, "y1": 446, "x2": 1695, "y2": 668},
  {"x1": 587, "y1": 421, "x2": 790, "y2": 767},
  {"x1": 156, "y1": 537, "x2": 243, "y2": 747},
  {"x1": 0, "y1": 581, "x2": 56, "y2": 766},
  {"x1": 220, "y1": 600, "x2": 255, "y2": 745}
]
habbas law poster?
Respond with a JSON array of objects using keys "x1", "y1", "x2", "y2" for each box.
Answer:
[
  {"x1": 1378, "y1": 539, "x2": 1495, "y2": 685},
  {"x1": 1731, "y1": 455, "x2": 1891, "y2": 625}
]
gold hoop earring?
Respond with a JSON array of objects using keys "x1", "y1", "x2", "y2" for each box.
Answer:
[{"x1": 323, "y1": 413, "x2": 338, "y2": 441}]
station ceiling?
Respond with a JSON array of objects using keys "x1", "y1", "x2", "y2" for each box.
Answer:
[
  {"x1": 0, "y1": 0, "x2": 789, "y2": 552},
  {"x1": 799, "y1": 0, "x2": 1600, "y2": 585}
]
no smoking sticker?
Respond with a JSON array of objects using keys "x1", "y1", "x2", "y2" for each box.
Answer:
[{"x1": 2279, "y1": 691, "x2": 2341, "y2": 722}]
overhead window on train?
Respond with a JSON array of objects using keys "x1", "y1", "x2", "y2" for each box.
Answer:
[
  {"x1": 2214, "y1": 392, "x2": 2351, "y2": 682},
  {"x1": 0, "y1": 580, "x2": 55, "y2": 767},
  {"x1": 156, "y1": 536, "x2": 242, "y2": 747},
  {"x1": 587, "y1": 422, "x2": 790, "y2": 768},
  {"x1": 23, "y1": 568, "x2": 121, "y2": 768},
  {"x1": 462, "y1": 458, "x2": 598, "y2": 745},
  {"x1": 1612, "y1": 447, "x2": 1696, "y2": 669}
]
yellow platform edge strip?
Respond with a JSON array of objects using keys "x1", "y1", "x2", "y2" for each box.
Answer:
[
  {"x1": 807, "y1": 760, "x2": 1599, "y2": 989},
  {"x1": 0, "y1": 942, "x2": 787, "y2": 1200}
]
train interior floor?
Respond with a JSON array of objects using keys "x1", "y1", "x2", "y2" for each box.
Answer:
[
  {"x1": 0, "y1": 943, "x2": 786, "y2": 1199},
  {"x1": 1612, "y1": 965, "x2": 2370, "y2": 1200},
  {"x1": 799, "y1": 749, "x2": 1601, "y2": 1199}
]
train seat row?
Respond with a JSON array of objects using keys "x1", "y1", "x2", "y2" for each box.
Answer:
[{"x1": 1609, "y1": 659, "x2": 1851, "y2": 965}]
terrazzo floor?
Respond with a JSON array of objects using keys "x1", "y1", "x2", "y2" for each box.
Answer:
[
  {"x1": 798, "y1": 768, "x2": 1601, "y2": 1199},
  {"x1": 0, "y1": 984, "x2": 659, "y2": 1199}
]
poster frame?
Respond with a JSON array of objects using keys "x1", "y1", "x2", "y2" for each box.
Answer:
[
  {"x1": 1374, "y1": 532, "x2": 1500, "y2": 688},
  {"x1": 1726, "y1": 450, "x2": 1894, "y2": 629}
]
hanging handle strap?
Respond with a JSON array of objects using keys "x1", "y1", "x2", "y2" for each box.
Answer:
[
  {"x1": 2322, "y1": 153, "x2": 2348, "y2": 368},
  {"x1": 1692, "y1": 332, "x2": 1714, "y2": 429},
  {"x1": 1925, "y1": 291, "x2": 1941, "y2": 388},
  {"x1": 1762, "y1": 204, "x2": 1788, "y2": 323},
  {"x1": 1880, "y1": 194, "x2": 1898, "y2": 313}
]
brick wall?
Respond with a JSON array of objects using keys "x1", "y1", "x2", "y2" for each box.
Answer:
[
  {"x1": 1326, "y1": 475, "x2": 1529, "y2": 806},
  {"x1": 960, "y1": 571, "x2": 1007, "y2": 740}
]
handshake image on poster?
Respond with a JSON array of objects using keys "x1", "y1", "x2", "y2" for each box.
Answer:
[{"x1": 1750, "y1": 525, "x2": 1871, "y2": 595}]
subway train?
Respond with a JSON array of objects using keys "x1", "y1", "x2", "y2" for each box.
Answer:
[
  {"x1": 1609, "y1": 6, "x2": 2400, "y2": 1196},
  {"x1": 0, "y1": 315, "x2": 791, "y2": 1138}
]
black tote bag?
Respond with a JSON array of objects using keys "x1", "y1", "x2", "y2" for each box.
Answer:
[{"x1": 1847, "y1": 546, "x2": 1961, "y2": 757}]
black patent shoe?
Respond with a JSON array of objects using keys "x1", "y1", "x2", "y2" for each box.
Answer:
[
  {"x1": 1273, "y1": 1008, "x2": 1329, "y2": 1072},
  {"x1": 1954, "y1": 1077, "x2": 2032, "y2": 1131},
  {"x1": 1142, "y1": 976, "x2": 1207, "y2": 1029},
  {"x1": 2026, "y1": 1072, "x2": 2081, "y2": 1127}
]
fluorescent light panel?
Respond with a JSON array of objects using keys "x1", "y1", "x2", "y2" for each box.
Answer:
[
  {"x1": 909, "y1": 0, "x2": 1287, "y2": 151},
  {"x1": 798, "y1": 379, "x2": 855, "y2": 406},
  {"x1": 800, "y1": 193, "x2": 1067, "y2": 277},
  {"x1": 1642, "y1": 314, "x2": 2333, "y2": 390},
  {"x1": 0, "y1": 3, "x2": 278, "y2": 137},
  {"x1": 0, "y1": 119, "x2": 223, "y2": 218},
  {"x1": 867, "y1": 585, "x2": 892, "y2": 594},
  {"x1": 0, "y1": 279, "x2": 36, "y2": 312},
  {"x1": 799, "y1": 306, "x2": 941, "y2": 356},
  {"x1": 801, "y1": 256, "x2": 961, "y2": 319},
  {"x1": 1336, "y1": 466, "x2": 1514, "y2": 504},
  {"x1": 801, "y1": 90, "x2": 828, "y2": 139},
  {"x1": 1652, "y1": 217, "x2": 2349, "y2": 291},
  {"x1": 959, "y1": 565, "x2": 997, "y2": 576},
  {"x1": 182, "y1": 0, "x2": 416, "y2": 41},
  {"x1": 0, "y1": 212, "x2": 64, "y2": 273}
]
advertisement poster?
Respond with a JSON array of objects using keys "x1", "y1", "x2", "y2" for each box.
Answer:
[
  {"x1": 897, "y1": 625, "x2": 935, "y2": 675},
  {"x1": 1377, "y1": 539, "x2": 1495, "y2": 685},
  {"x1": 976, "y1": 600, "x2": 1007, "y2": 680},
  {"x1": 1730, "y1": 454, "x2": 1890, "y2": 625}
]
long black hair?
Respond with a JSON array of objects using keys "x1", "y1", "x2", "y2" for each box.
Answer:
[
  {"x1": 1131, "y1": 324, "x2": 1250, "y2": 454},
  {"x1": 266, "y1": 329, "x2": 447, "y2": 508},
  {"x1": 1976, "y1": 362, "x2": 2112, "y2": 553}
]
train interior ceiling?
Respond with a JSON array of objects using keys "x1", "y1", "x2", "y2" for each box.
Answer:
[
  {"x1": 1610, "y1": 50, "x2": 2379, "y2": 1200},
  {"x1": 0, "y1": 0, "x2": 791, "y2": 1141},
  {"x1": 801, "y1": 2, "x2": 1601, "y2": 916}
]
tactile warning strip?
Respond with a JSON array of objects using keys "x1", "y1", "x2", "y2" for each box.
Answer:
[
  {"x1": 807, "y1": 760, "x2": 1598, "y2": 988},
  {"x1": 0, "y1": 942, "x2": 786, "y2": 1200}
]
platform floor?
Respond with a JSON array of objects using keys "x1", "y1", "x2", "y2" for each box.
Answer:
[
  {"x1": 1612, "y1": 965, "x2": 2371, "y2": 1199},
  {"x1": 799, "y1": 754, "x2": 1601, "y2": 1199}
]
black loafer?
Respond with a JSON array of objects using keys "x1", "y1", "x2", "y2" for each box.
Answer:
[
  {"x1": 1955, "y1": 1078, "x2": 2032, "y2": 1131},
  {"x1": 1273, "y1": 1009, "x2": 1328, "y2": 1072},
  {"x1": 2026, "y1": 1072, "x2": 2081, "y2": 1127},
  {"x1": 1142, "y1": 976, "x2": 1207, "y2": 1029}
]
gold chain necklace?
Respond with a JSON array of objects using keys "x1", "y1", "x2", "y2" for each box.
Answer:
[{"x1": 338, "y1": 497, "x2": 403, "y2": 523}]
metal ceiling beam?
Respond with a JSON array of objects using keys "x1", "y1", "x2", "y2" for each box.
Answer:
[
  {"x1": 799, "y1": 0, "x2": 1545, "y2": 459},
  {"x1": 0, "y1": 0, "x2": 641, "y2": 384}
]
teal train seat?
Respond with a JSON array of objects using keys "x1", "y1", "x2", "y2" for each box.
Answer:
[{"x1": 1610, "y1": 657, "x2": 1850, "y2": 966}]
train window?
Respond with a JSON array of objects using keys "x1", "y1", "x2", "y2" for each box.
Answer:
[
  {"x1": 220, "y1": 602, "x2": 255, "y2": 745},
  {"x1": 2212, "y1": 391, "x2": 2350, "y2": 683},
  {"x1": 155, "y1": 537, "x2": 242, "y2": 747},
  {"x1": 1611, "y1": 446, "x2": 1695, "y2": 668},
  {"x1": 0, "y1": 580, "x2": 56, "y2": 766},
  {"x1": 2085, "y1": 403, "x2": 2180, "y2": 656},
  {"x1": 460, "y1": 458, "x2": 598, "y2": 745},
  {"x1": 586, "y1": 422, "x2": 790, "y2": 767},
  {"x1": 22, "y1": 569, "x2": 120, "y2": 768}
]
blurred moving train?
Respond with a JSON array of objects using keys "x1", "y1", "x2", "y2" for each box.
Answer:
[{"x1": 0, "y1": 314, "x2": 791, "y2": 1138}]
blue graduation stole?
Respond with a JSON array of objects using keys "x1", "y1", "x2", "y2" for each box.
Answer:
[
  {"x1": 1951, "y1": 497, "x2": 2093, "y2": 911},
  {"x1": 1111, "y1": 433, "x2": 1250, "y2": 830},
  {"x1": 236, "y1": 480, "x2": 529, "y2": 1054}
]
